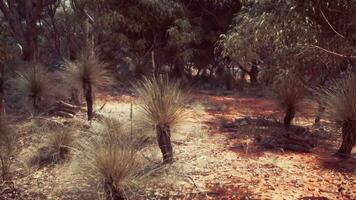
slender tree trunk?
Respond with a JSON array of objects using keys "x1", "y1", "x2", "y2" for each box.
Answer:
[
  {"x1": 156, "y1": 124, "x2": 173, "y2": 163},
  {"x1": 338, "y1": 120, "x2": 356, "y2": 155},
  {"x1": 71, "y1": 88, "x2": 81, "y2": 106},
  {"x1": 104, "y1": 178, "x2": 125, "y2": 200},
  {"x1": 83, "y1": 80, "x2": 93, "y2": 120},
  {"x1": 0, "y1": 62, "x2": 5, "y2": 116},
  {"x1": 249, "y1": 65, "x2": 259, "y2": 86},
  {"x1": 284, "y1": 106, "x2": 295, "y2": 129}
]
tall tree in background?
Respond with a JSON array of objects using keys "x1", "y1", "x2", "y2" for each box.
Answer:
[{"x1": 0, "y1": 0, "x2": 59, "y2": 61}]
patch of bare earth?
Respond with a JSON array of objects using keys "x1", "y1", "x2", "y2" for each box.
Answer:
[{"x1": 3, "y1": 91, "x2": 355, "y2": 199}]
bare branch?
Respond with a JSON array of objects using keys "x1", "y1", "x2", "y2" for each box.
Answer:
[
  {"x1": 308, "y1": 45, "x2": 356, "y2": 59},
  {"x1": 320, "y1": 9, "x2": 345, "y2": 39}
]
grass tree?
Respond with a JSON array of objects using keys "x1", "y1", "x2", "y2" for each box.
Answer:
[
  {"x1": 318, "y1": 72, "x2": 356, "y2": 155},
  {"x1": 13, "y1": 64, "x2": 53, "y2": 114},
  {"x1": 273, "y1": 72, "x2": 305, "y2": 129},
  {"x1": 134, "y1": 76, "x2": 187, "y2": 163},
  {"x1": 62, "y1": 47, "x2": 112, "y2": 120},
  {"x1": 75, "y1": 118, "x2": 149, "y2": 200}
]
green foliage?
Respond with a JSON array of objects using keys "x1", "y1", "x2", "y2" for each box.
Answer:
[{"x1": 221, "y1": 0, "x2": 319, "y2": 69}]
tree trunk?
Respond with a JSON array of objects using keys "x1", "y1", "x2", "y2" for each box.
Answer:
[
  {"x1": 284, "y1": 106, "x2": 295, "y2": 129},
  {"x1": 338, "y1": 120, "x2": 356, "y2": 155},
  {"x1": 156, "y1": 124, "x2": 173, "y2": 163},
  {"x1": 71, "y1": 88, "x2": 81, "y2": 106},
  {"x1": 104, "y1": 178, "x2": 125, "y2": 200},
  {"x1": 83, "y1": 80, "x2": 93, "y2": 120},
  {"x1": 249, "y1": 64, "x2": 259, "y2": 86},
  {"x1": 21, "y1": 39, "x2": 37, "y2": 61},
  {"x1": 0, "y1": 62, "x2": 5, "y2": 116}
]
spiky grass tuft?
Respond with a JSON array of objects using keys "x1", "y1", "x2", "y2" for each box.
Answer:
[
  {"x1": 99, "y1": 117, "x2": 150, "y2": 150},
  {"x1": 62, "y1": 47, "x2": 113, "y2": 91},
  {"x1": 273, "y1": 71, "x2": 305, "y2": 128},
  {"x1": 62, "y1": 46, "x2": 113, "y2": 120},
  {"x1": 317, "y1": 72, "x2": 356, "y2": 155},
  {"x1": 12, "y1": 64, "x2": 54, "y2": 113},
  {"x1": 74, "y1": 118, "x2": 150, "y2": 200},
  {"x1": 134, "y1": 75, "x2": 187, "y2": 127},
  {"x1": 0, "y1": 117, "x2": 16, "y2": 180}
]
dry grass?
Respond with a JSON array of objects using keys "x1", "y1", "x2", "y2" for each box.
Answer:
[
  {"x1": 62, "y1": 46, "x2": 113, "y2": 92},
  {"x1": 317, "y1": 72, "x2": 356, "y2": 124},
  {"x1": 133, "y1": 75, "x2": 188, "y2": 127},
  {"x1": 25, "y1": 127, "x2": 74, "y2": 168},
  {"x1": 0, "y1": 117, "x2": 16, "y2": 180},
  {"x1": 99, "y1": 117, "x2": 151, "y2": 150},
  {"x1": 12, "y1": 64, "x2": 54, "y2": 113},
  {"x1": 72, "y1": 117, "x2": 154, "y2": 199}
]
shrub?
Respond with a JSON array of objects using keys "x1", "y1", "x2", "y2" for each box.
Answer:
[
  {"x1": 74, "y1": 119, "x2": 150, "y2": 200},
  {"x1": 134, "y1": 75, "x2": 188, "y2": 163},
  {"x1": 26, "y1": 128, "x2": 74, "y2": 167},
  {"x1": 99, "y1": 117, "x2": 151, "y2": 150},
  {"x1": 273, "y1": 71, "x2": 305, "y2": 128},
  {"x1": 62, "y1": 46, "x2": 113, "y2": 120},
  {"x1": 12, "y1": 64, "x2": 54, "y2": 114},
  {"x1": 0, "y1": 117, "x2": 16, "y2": 180},
  {"x1": 317, "y1": 72, "x2": 356, "y2": 155}
]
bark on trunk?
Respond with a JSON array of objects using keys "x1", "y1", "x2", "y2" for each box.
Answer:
[
  {"x1": 71, "y1": 88, "x2": 81, "y2": 106},
  {"x1": 22, "y1": 14, "x2": 39, "y2": 61},
  {"x1": 104, "y1": 178, "x2": 125, "y2": 200},
  {"x1": 21, "y1": 41, "x2": 36, "y2": 61},
  {"x1": 156, "y1": 124, "x2": 173, "y2": 163},
  {"x1": 284, "y1": 106, "x2": 295, "y2": 129},
  {"x1": 83, "y1": 80, "x2": 93, "y2": 120},
  {"x1": 338, "y1": 121, "x2": 356, "y2": 155},
  {"x1": 249, "y1": 65, "x2": 259, "y2": 86},
  {"x1": 0, "y1": 62, "x2": 5, "y2": 116}
]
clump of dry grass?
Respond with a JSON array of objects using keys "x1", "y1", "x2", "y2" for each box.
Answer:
[
  {"x1": 272, "y1": 71, "x2": 305, "y2": 128},
  {"x1": 134, "y1": 75, "x2": 188, "y2": 163},
  {"x1": 317, "y1": 72, "x2": 356, "y2": 155},
  {"x1": 12, "y1": 63, "x2": 54, "y2": 114},
  {"x1": 26, "y1": 128, "x2": 74, "y2": 168},
  {"x1": 0, "y1": 117, "x2": 16, "y2": 180},
  {"x1": 73, "y1": 118, "x2": 151, "y2": 200},
  {"x1": 99, "y1": 117, "x2": 150, "y2": 150},
  {"x1": 62, "y1": 46, "x2": 113, "y2": 120}
]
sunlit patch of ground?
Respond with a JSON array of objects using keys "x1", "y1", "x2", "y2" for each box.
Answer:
[{"x1": 7, "y1": 90, "x2": 356, "y2": 199}]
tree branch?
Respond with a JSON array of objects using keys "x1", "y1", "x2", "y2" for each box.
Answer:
[
  {"x1": 308, "y1": 45, "x2": 356, "y2": 59},
  {"x1": 0, "y1": 0, "x2": 9, "y2": 17},
  {"x1": 320, "y1": 9, "x2": 345, "y2": 39}
]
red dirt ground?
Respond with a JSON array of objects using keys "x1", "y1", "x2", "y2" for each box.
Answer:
[{"x1": 190, "y1": 91, "x2": 355, "y2": 200}]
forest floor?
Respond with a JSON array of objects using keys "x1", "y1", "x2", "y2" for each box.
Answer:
[{"x1": 3, "y1": 90, "x2": 356, "y2": 200}]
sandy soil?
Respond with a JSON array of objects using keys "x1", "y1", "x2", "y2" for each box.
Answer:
[{"x1": 2, "y1": 91, "x2": 355, "y2": 200}]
